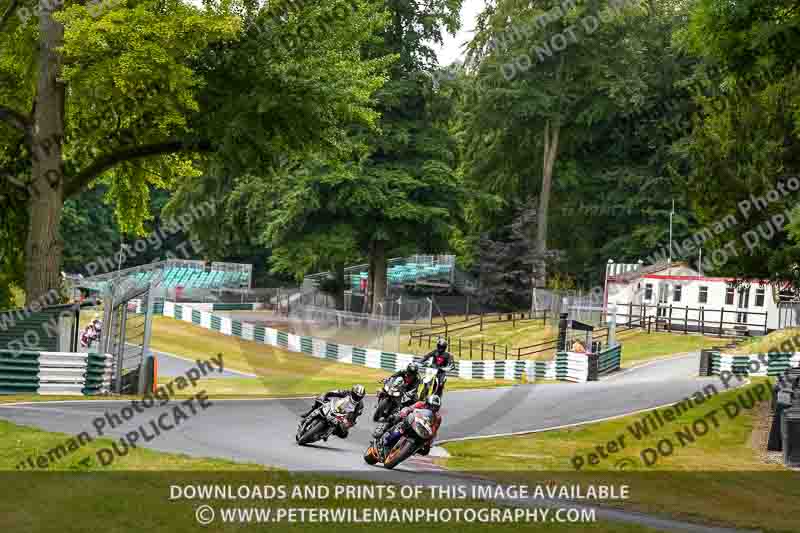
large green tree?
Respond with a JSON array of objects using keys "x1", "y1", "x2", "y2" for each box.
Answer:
[
  {"x1": 0, "y1": 0, "x2": 386, "y2": 306},
  {"x1": 461, "y1": 0, "x2": 655, "y2": 285},
  {"x1": 185, "y1": 0, "x2": 466, "y2": 313},
  {"x1": 678, "y1": 0, "x2": 800, "y2": 282}
]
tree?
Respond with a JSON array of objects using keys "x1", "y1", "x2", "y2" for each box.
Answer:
[
  {"x1": 462, "y1": 0, "x2": 654, "y2": 285},
  {"x1": 479, "y1": 198, "x2": 548, "y2": 311},
  {"x1": 677, "y1": 0, "x2": 800, "y2": 281},
  {"x1": 1, "y1": 0, "x2": 237, "y2": 304},
  {"x1": 1, "y1": 0, "x2": 387, "y2": 305},
  {"x1": 183, "y1": 0, "x2": 466, "y2": 313}
]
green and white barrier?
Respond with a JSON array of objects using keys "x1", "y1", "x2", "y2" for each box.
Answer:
[
  {"x1": 0, "y1": 351, "x2": 113, "y2": 395},
  {"x1": 597, "y1": 345, "x2": 623, "y2": 376},
  {"x1": 709, "y1": 351, "x2": 800, "y2": 377},
  {"x1": 160, "y1": 302, "x2": 622, "y2": 382}
]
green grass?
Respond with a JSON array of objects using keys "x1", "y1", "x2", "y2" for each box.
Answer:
[
  {"x1": 404, "y1": 316, "x2": 725, "y2": 366},
  {"x1": 146, "y1": 316, "x2": 515, "y2": 396},
  {"x1": 729, "y1": 327, "x2": 800, "y2": 354},
  {"x1": 441, "y1": 381, "x2": 798, "y2": 532},
  {"x1": 613, "y1": 331, "x2": 726, "y2": 367},
  {"x1": 0, "y1": 419, "x2": 662, "y2": 533}
]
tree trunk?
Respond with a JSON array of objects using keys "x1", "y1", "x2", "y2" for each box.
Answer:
[
  {"x1": 370, "y1": 239, "x2": 387, "y2": 316},
  {"x1": 334, "y1": 263, "x2": 345, "y2": 311},
  {"x1": 25, "y1": 5, "x2": 66, "y2": 306},
  {"x1": 536, "y1": 118, "x2": 560, "y2": 288}
]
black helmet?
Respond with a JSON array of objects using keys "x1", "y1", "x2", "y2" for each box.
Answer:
[
  {"x1": 426, "y1": 395, "x2": 442, "y2": 412},
  {"x1": 436, "y1": 338, "x2": 448, "y2": 353},
  {"x1": 350, "y1": 384, "x2": 365, "y2": 401},
  {"x1": 407, "y1": 362, "x2": 420, "y2": 374}
]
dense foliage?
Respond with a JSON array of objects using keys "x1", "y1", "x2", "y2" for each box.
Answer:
[{"x1": 2, "y1": 0, "x2": 799, "y2": 309}]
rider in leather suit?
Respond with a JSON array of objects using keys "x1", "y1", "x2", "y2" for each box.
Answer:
[
  {"x1": 299, "y1": 385, "x2": 365, "y2": 439},
  {"x1": 419, "y1": 338, "x2": 455, "y2": 396}
]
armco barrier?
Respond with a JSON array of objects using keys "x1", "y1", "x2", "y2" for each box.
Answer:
[
  {"x1": 0, "y1": 351, "x2": 113, "y2": 395},
  {"x1": 703, "y1": 351, "x2": 800, "y2": 377},
  {"x1": 160, "y1": 302, "x2": 622, "y2": 382}
]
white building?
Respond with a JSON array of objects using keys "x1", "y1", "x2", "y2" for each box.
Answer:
[{"x1": 603, "y1": 261, "x2": 797, "y2": 335}]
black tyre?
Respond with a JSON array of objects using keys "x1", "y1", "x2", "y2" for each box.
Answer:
[
  {"x1": 363, "y1": 447, "x2": 379, "y2": 465},
  {"x1": 383, "y1": 439, "x2": 417, "y2": 470},
  {"x1": 374, "y1": 397, "x2": 392, "y2": 422},
  {"x1": 297, "y1": 419, "x2": 327, "y2": 445}
]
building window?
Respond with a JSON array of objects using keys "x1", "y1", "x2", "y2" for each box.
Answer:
[
  {"x1": 755, "y1": 287, "x2": 765, "y2": 307},
  {"x1": 699, "y1": 286, "x2": 708, "y2": 304},
  {"x1": 644, "y1": 283, "x2": 653, "y2": 301},
  {"x1": 673, "y1": 285, "x2": 682, "y2": 303},
  {"x1": 725, "y1": 286, "x2": 735, "y2": 305}
]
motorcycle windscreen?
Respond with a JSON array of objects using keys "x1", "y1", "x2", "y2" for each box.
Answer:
[{"x1": 408, "y1": 409, "x2": 435, "y2": 439}]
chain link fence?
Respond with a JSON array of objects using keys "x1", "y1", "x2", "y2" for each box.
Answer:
[{"x1": 287, "y1": 305, "x2": 401, "y2": 352}]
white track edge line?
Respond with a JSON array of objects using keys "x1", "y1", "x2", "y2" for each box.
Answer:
[{"x1": 437, "y1": 378, "x2": 752, "y2": 444}]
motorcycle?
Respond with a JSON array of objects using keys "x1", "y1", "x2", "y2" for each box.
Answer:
[
  {"x1": 364, "y1": 408, "x2": 438, "y2": 469},
  {"x1": 374, "y1": 376, "x2": 415, "y2": 422},
  {"x1": 295, "y1": 396, "x2": 356, "y2": 446},
  {"x1": 418, "y1": 365, "x2": 446, "y2": 401}
]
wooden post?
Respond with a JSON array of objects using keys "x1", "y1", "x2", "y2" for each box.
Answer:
[
  {"x1": 481, "y1": 342, "x2": 484, "y2": 360},
  {"x1": 764, "y1": 311, "x2": 768, "y2": 335},
  {"x1": 719, "y1": 308, "x2": 724, "y2": 336},
  {"x1": 469, "y1": 340, "x2": 473, "y2": 359},
  {"x1": 668, "y1": 304, "x2": 673, "y2": 331},
  {"x1": 700, "y1": 307, "x2": 705, "y2": 335},
  {"x1": 684, "y1": 306, "x2": 688, "y2": 334},
  {"x1": 505, "y1": 344, "x2": 508, "y2": 359}
]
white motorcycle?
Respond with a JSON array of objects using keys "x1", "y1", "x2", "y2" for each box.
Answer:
[{"x1": 296, "y1": 396, "x2": 357, "y2": 445}]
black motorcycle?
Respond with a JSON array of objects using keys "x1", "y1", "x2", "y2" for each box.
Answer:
[
  {"x1": 295, "y1": 396, "x2": 357, "y2": 445},
  {"x1": 374, "y1": 376, "x2": 416, "y2": 422}
]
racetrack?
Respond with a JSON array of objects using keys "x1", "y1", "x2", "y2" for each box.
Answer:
[
  {"x1": 0, "y1": 352, "x2": 723, "y2": 472},
  {"x1": 0, "y1": 352, "x2": 748, "y2": 532}
]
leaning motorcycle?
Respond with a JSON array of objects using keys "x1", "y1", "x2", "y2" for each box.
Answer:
[
  {"x1": 296, "y1": 396, "x2": 356, "y2": 445},
  {"x1": 418, "y1": 365, "x2": 446, "y2": 401},
  {"x1": 374, "y1": 376, "x2": 415, "y2": 422},
  {"x1": 363, "y1": 408, "x2": 438, "y2": 469}
]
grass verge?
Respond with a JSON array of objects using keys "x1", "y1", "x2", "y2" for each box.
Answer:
[
  {"x1": 440, "y1": 381, "x2": 798, "y2": 532},
  {"x1": 149, "y1": 316, "x2": 516, "y2": 396},
  {"x1": 0, "y1": 419, "x2": 662, "y2": 533}
]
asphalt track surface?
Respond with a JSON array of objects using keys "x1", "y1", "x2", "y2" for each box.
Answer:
[{"x1": 0, "y1": 352, "x2": 752, "y2": 532}]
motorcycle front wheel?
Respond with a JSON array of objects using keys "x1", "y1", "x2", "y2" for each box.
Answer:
[
  {"x1": 297, "y1": 419, "x2": 327, "y2": 445},
  {"x1": 383, "y1": 439, "x2": 417, "y2": 470}
]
